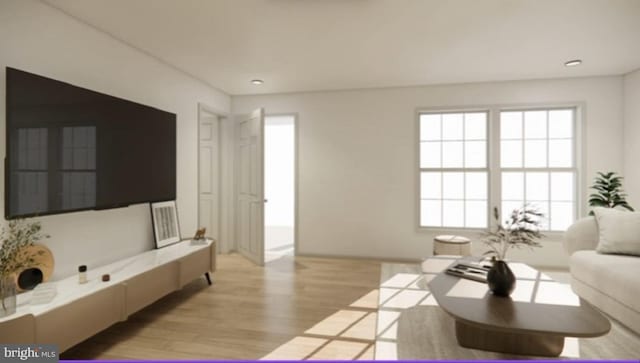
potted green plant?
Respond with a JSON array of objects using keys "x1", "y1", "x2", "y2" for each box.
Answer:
[
  {"x1": 483, "y1": 205, "x2": 544, "y2": 297},
  {"x1": 588, "y1": 172, "x2": 633, "y2": 215},
  {"x1": 0, "y1": 219, "x2": 49, "y2": 317}
]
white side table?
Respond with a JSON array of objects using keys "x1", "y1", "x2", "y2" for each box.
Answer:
[{"x1": 433, "y1": 235, "x2": 471, "y2": 256}]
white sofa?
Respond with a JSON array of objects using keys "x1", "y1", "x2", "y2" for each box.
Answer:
[{"x1": 564, "y1": 217, "x2": 640, "y2": 334}]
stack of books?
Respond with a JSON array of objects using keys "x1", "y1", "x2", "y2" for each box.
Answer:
[{"x1": 445, "y1": 261, "x2": 491, "y2": 283}]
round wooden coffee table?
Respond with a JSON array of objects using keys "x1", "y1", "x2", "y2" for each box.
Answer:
[{"x1": 428, "y1": 260, "x2": 611, "y2": 357}]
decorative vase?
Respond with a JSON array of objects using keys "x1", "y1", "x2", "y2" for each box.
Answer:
[
  {"x1": 0, "y1": 275, "x2": 17, "y2": 317},
  {"x1": 487, "y1": 260, "x2": 516, "y2": 297}
]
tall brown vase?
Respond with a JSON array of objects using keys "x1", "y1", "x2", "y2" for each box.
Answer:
[{"x1": 487, "y1": 260, "x2": 516, "y2": 297}]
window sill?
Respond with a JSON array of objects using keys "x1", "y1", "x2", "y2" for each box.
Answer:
[{"x1": 417, "y1": 226, "x2": 567, "y2": 242}]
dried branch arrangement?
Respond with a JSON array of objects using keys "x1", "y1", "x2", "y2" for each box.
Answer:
[{"x1": 483, "y1": 205, "x2": 544, "y2": 260}]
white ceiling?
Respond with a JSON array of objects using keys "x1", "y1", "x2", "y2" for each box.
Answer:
[{"x1": 44, "y1": 0, "x2": 640, "y2": 96}]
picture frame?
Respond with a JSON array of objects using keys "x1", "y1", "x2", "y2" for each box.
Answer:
[{"x1": 150, "y1": 200, "x2": 181, "y2": 248}]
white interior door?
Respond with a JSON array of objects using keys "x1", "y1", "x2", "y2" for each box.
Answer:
[
  {"x1": 236, "y1": 108, "x2": 265, "y2": 265},
  {"x1": 198, "y1": 110, "x2": 221, "y2": 248}
]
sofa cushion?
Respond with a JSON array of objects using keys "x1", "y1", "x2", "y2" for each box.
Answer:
[
  {"x1": 563, "y1": 217, "x2": 599, "y2": 255},
  {"x1": 593, "y1": 207, "x2": 640, "y2": 256},
  {"x1": 571, "y1": 250, "x2": 640, "y2": 314}
]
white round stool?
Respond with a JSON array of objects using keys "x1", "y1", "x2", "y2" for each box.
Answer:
[{"x1": 433, "y1": 235, "x2": 471, "y2": 256}]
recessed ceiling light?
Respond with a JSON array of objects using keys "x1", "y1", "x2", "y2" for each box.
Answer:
[
  {"x1": 564, "y1": 59, "x2": 582, "y2": 67},
  {"x1": 251, "y1": 79, "x2": 264, "y2": 85}
]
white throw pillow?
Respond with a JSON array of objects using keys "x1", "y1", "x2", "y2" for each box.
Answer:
[{"x1": 593, "y1": 207, "x2": 640, "y2": 256}]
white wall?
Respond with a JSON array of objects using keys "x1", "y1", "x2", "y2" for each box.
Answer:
[
  {"x1": 0, "y1": 0, "x2": 230, "y2": 279},
  {"x1": 623, "y1": 69, "x2": 640, "y2": 208},
  {"x1": 233, "y1": 76, "x2": 624, "y2": 268}
]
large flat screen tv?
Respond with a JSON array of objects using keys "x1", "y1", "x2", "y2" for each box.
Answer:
[{"x1": 5, "y1": 67, "x2": 176, "y2": 219}]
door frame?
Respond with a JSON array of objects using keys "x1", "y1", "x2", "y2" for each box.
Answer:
[
  {"x1": 264, "y1": 113, "x2": 299, "y2": 256},
  {"x1": 197, "y1": 103, "x2": 229, "y2": 253}
]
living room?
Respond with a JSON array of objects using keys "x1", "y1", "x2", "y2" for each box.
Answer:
[{"x1": 1, "y1": 0, "x2": 639, "y2": 361}]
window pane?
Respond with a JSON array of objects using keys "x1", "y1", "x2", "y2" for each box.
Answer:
[
  {"x1": 497, "y1": 107, "x2": 576, "y2": 232},
  {"x1": 465, "y1": 141, "x2": 486, "y2": 168},
  {"x1": 551, "y1": 202, "x2": 573, "y2": 231},
  {"x1": 524, "y1": 140, "x2": 547, "y2": 167},
  {"x1": 502, "y1": 172, "x2": 524, "y2": 200},
  {"x1": 466, "y1": 172, "x2": 487, "y2": 200},
  {"x1": 501, "y1": 140, "x2": 522, "y2": 167},
  {"x1": 551, "y1": 172, "x2": 574, "y2": 201},
  {"x1": 442, "y1": 114, "x2": 463, "y2": 140},
  {"x1": 420, "y1": 114, "x2": 441, "y2": 141},
  {"x1": 443, "y1": 200, "x2": 464, "y2": 227},
  {"x1": 526, "y1": 172, "x2": 549, "y2": 201},
  {"x1": 443, "y1": 172, "x2": 464, "y2": 199},
  {"x1": 524, "y1": 111, "x2": 547, "y2": 139},
  {"x1": 466, "y1": 201, "x2": 487, "y2": 228},
  {"x1": 549, "y1": 110, "x2": 573, "y2": 139},
  {"x1": 501, "y1": 112, "x2": 522, "y2": 139},
  {"x1": 442, "y1": 141, "x2": 463, "y2": 167},
  {"x1": 549, "y1": 140, "x2": 572, "y2": 167},
  {"x1": 421, "y1": 172, "x2": 441, "y2": 199},
  {"x1": 420, "y1": 141, "x2": 441, "y2": 168},
  {"x1": 421, "y1": 200, "x2": 441, "y2": 227},
  {"x1": 465, "y1": 113, "x2": 486, "y2": 140}
]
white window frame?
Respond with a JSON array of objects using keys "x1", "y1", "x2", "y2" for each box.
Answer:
[
  {"x1": 498, "y1": 106, "x2": 578, "y2": 232},
  {"x1": 416, "y1": 104, "x2": 583, "y2": 237},
  {"x1": 416, "y1": 108, "x2": 491, "y2": 232}
]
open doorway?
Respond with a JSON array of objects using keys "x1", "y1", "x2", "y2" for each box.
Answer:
[{"x1": 264, "y1": 115, "x2": 296, "y2": 262}]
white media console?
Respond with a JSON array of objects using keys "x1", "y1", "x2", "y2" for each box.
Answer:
[{"x1": 0, "y1": 239, "x2": 216, "y2": 352}]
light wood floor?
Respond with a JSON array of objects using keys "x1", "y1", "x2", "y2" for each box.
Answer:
[{"x1": 61, "y1": 254, "x2": 382, "y2": 360}]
